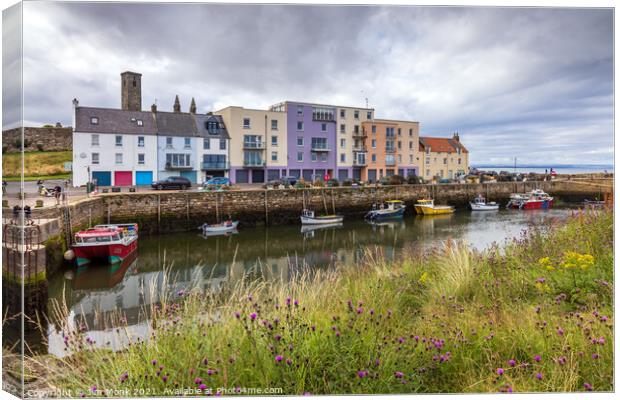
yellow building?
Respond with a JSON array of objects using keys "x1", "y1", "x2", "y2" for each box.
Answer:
[{"x1": 418, "y1": 133, "x2": 469, "y2": 180}]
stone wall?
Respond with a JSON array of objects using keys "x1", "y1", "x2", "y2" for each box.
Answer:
[{"x1": 2, "y1": 126, "x2": 72, "y2": 152}]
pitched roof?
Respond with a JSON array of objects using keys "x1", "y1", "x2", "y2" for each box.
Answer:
[
  {"x1": 419, "y1": 136, "x2": 468, "y2": 153},
  {"x1": 75, "y1": 107, "x2": 157, "y2": 135},
  {"x1": 155, "y1": 111, "x2": 199, "y2": 137},
  {"x1": 194, "y1": 114, "x2": 230, "y2": 139}
]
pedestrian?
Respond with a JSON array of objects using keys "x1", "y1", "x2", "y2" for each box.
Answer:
[
  {"x1": 2, "y1": 180, "x2": 6, "y2": 195},
  {"x1": 54, "y1": 185, "x2": 62, "y2": 205}
]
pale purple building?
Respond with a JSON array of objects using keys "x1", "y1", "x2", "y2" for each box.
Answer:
[{"x1": 270, "y1": 101, "x2": 337, "y2": 182}]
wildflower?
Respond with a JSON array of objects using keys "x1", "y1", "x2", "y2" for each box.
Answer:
[
  {"x1": 598, "y1": 337, "x2": 605, "y2": 345},
  {"x1": 177, "y1": 290, "x2": 185, "y2": 297},
  {"x1": 162, "y1": 375, "x2": 168, "y2": 383},
  {"x1": 249, "y1": 312, "x2": 257, "y2": 321},
  {"x1": 414, "y1": 335, "x2": 420, "y2": 342},
  {"x1": 583, "y1": 382, "x2": 593, "y2": 391},
  {"x1": 356, "y1": 307, "x2": 363, "y2": 314},
  {"x1": 203, "y1": 357, "x2": 208, "y2": 365},
  {"x1": 370, "y1": 309, "x2": 375, "y2": 315},
  {"x1": 119, "y1": 372, "x2": 128, "y2": 383},
  {"x1": 151, "y1": 359, "x2": 157, "y2": 366},
  {"x1": 394, "y1": 371, "x2": 405, "y2": 379},
  {"x1": 274, "y1": 334, "x2": 282, "y2": 341},
  {"x1": 275, "y1": 355, "x2": 283, "y2": 363},
  {"x1": 199, "y1": 384, "x2": 207, "y2": 391},
  {"x1": 557, "y1": 356, "x2": 567, "y2": 365},
  {"x1": 398, "y1": 337, "x2": 405, "y2": 344},
  {"x1": 195, "y1": 378, "x2": 202, "y2": 385},
  {"x1": 600, "y1": 315, "x2": 609, "y2": 323},
  {"x1": 535, "y1": 372, "x2": 542, "y2": 380},
  {"x1": 534, "y1": 355, "x2": 542, "y2": 362},
  {"x1": 234, "y1": 311, "x2": 240, "y2": 319},
  {"x1": 294, "y1": 299, "x2": 299, "y2": 307},
  {"x1": 535, "y1": 306, "x2": 541, "y2": 314},
  {"x1": 286, "y1": 297, "x2": 291, "y2": 306},
  {"x1": 497, "y1": 368, "x2": 504, "y2": 376},
  {"x1": 375, "y1": 358, "x2": 381, "y2": 366},
  {"x1": 286, "y1": 358, "x2": 292, "y2": 366},
  {"x1": 536, "y1": 277, "x2": 546, "y2": 284},
  {"x1": 207, "y1": 369, "x2": 215, "y2": 376},
  {"x1": 592, "y1": 353, "x2": 600, "y2": 360},
  {"x1": 311, "y1": 325, "x2": 316, "y2": 331},
  {"x1": 357, "y1": 370, "x2": 368, "y2": 378},
  {"x1": 418, "y1": 272, "x2": 429, "y2": 284},
  {"x1": 508, "y1": 359, "x2": 516, "y2": 367},
  {"x1": 90, "y1": 386, "x2": 97, "y2": 393},
  {"x1": 557, "y1": 327, "x2": 564, "y2": 336}
]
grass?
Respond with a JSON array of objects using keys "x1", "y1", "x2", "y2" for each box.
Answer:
[
  {"x1": 28, "y1": 209, "x2": 613, "y2": 395},
  {"x1": 2, "y1": 150, "x2": 72, "y2": 179}
]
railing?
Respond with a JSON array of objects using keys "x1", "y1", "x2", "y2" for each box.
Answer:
[
  {"x1": 201, "y1": 162, "x2": 229, "y2": 170},
  {"x1": 165, "y1": 163, "x2": 193, "y2": 171},
  {"x1": 352, "y1": 132, "x2": 367, "y2": 139},
  {"x1": 243, "y1": 160, "x2": 265, "y2": 167},
  {"x1": 353, "y1": 159, "x2": 367, "y2": 166},
  {"x1": 353, "y1": 145, "x2": 367, "y2": 152},
  {"x1": 385, "y1": 160, "x2": 396, "y2": 166},
  {"x1": 311, "y1": 145, "x2": 330, "y2": 152},
  {"x1": 385, "y1": 148, "x2": 396, "y2": 154},
  {"x1": 243, "y1": 142, "x2": 265, "y2": 149}
]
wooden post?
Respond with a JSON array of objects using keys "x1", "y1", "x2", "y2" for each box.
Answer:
[
  {"x1": 186, "y1": 193, "x2": 190, "y2": 230},
  {"x1": 215, "y1": 192, "x2": 220, "y2": 223},
  {"x1": 264, "y1": 190, "x2": 269, "y2": 226},
  {"x1": 107, "y1": 202, "x2": 111, "y2": 224},
  {"x1": 157, "y1": 194, "x2": 161, "y2": 234},
  {"x1": 331, "y1": 188, "x2": 336, "y2": 214}
]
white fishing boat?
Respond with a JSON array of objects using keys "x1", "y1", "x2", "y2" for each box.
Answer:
[
  {"x1": 365, "y1": 200, "x2": 406, "y2": 220},
  {"x1": 300, "y1": 209, "x2": 344, "y2": 225},
  {"x1": 470, "y1": 195, "x2": 499, "y2": 211},
  {"x1": 200, "y1": 220, "x2": 239, "y2": 234}
]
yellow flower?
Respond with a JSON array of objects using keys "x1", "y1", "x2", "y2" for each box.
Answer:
[
  {"x1": 538, "y1": 257, "x2": 551, "y2": 266},
  {"x1": 418, "y1": 272, "x2": 429, "y2": 284}
]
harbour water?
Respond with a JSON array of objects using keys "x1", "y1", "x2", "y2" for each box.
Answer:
[
  {"x1": 473, "y1": 164, "x2": 613, "y2": 174},
  {"x1": 44, "y1": 208, "x2": 573, "y2": 356}
]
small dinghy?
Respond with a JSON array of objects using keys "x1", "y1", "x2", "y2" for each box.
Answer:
[
  {"x1": 201, "y1": 220, "x2": 239, "y2": 234},
  {"x1": 300, "y1": 209, "x2": 344, "y2": 225},
  {"x1": 365, "y1": 200, "x2": 406, "y2": 220},
  {"x1": 470, "y1": 195, "x2": 499, "y2": 211}
]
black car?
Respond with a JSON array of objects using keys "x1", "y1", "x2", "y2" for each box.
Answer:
[
  {"x1": 151, "y1": 176, "x2": 192, "y2": 190},
  {"x1": 280, "y1": 176, "x2": 298, "y2": 186}
]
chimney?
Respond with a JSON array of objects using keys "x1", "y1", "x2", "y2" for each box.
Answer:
[
  {"x1": 173, "y1": 95, "x2": 181, "y2": 113},
  {"x1": 453, "y1": 132, "x2": 459, "y2": 142},
  {"x1": 151, "y1": 103, "x2": 157, "y2": 113},
  {"x1": 189, "y1": 97, "x2": 197, "y2": 114},
  {"x1": 72, "y1": 98, "x2": 79, "y2": 108}
]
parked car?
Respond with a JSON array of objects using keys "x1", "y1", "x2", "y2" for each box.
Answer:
[
  {"x1": 203, "y1": 177, "x2": 230, "y2": 186},
  {"x1": 151, "y1": 176, "x2": 192, "y2": 190},
  {"x1": 281, "y1": 176, "x2": 298, "y2": 186}
]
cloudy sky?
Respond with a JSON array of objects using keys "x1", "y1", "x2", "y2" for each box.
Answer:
[{"x1": 3, "y1": 2, "x2": 614, "y2": 165}]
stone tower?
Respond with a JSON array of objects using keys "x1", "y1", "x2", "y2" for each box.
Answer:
[
  {"x1": 173, "y1": 95, "x2": 181, "y2": 113},
  {"x1": 121, "y1": 71, "x2": 142, "y2": 111},
  {"x1": 189, "y1": 97, "x2": 196, "y2": 114}
]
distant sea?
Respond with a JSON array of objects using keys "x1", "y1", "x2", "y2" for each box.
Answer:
[{"x1": 472, "y1": 164, "x2": 614, "y2": 174}]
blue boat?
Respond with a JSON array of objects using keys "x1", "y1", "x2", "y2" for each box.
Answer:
[{"x1": 365, "y1": 200, "x2": 406, "y2": 220}]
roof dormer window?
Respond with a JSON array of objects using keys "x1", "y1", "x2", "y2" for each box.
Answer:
[
  {"x1": 90, "y1": 117, "x2": 99, "y2": 125},
  {"x1": 136, "y1": 119, "x2": 143, "y2": 126}
]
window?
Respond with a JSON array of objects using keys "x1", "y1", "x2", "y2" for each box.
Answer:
[
  {"x1": 311, "y1": 152, "x2": 318, "y2": 162},
  {"x1": 426, "y1": 169, "x2": 430, "y2": 177},
  {"x1": 354, "y1": 125, "x2": 359, "y2": 134},
  {"x1": 138, "y1": 153, "x2": 145, "y2": 165},
  {"x1": 340, "y1": 153, "x2": 346, "y2": 162},
  {"x1": 297, "y1": 152, "x2": 303, "y2": 162},
  {"x1": 115, "y1": 135, "x2": 123, "y2": 147},
  {"x1": 398, "y1": 155, "x2": 402, "y2": 163},
  {"x1": 457, "y1": 148, "x2": 461, "y2": 154},
  {"x1": 321, "y1": 123, "x2": 327, "y2": 132},
  {"x1": 271, "y1": 119, "x2": 278, "y2": 130},
  {"x1": 203, "y1": 138, "x2": 210, "y2": 150},
  {"x1": 398, "y1": 128, "x2": 401, "y2": 136},
  {"x1": 340, "y1": 109, "x2": 345, "y2": 118},
  {"x1": 371, "y1": 139, "x2": 376, "y2": 148},
  {"x1": 207, "y1": 121, "x2": 220, "y2": 134},
  {"x1": 90, "y1": 117, "x2": 99, "y2": 125},
  {"x1": 409, "y1": 141, "x2": 413, "y2": 149},
  {"x1": 410, "y1": 154, "x2": 413, "y2": 163},
  {"x1": 367, "y1": 111, "x2": 372, "y2": 119},
  {"x1": 243, "y1": 118, "x2": 250, "y2": 129},
  {"x1": 443, "y1": 158, "x2": 448, "y2": 165},
  {"x1": 297, "y1": 121, "x2": 304, "y2": 131},
  {"x1": 166, "y1": 137, "x2": 173, "y2": 148},
  {"x1": 271, "y1": 135, "x2": 278, "y2": 146},
  {"x1": 458, "y1": 158, "x2": 462, "y2": 165},
  {"x1": 243, "y1": 135, "x2": 263, "y2": 148},
  {"x1": 354, "y1": 110, "x2": 359, "y2": 119},
  {"x1": 371, "y1": 125, "x2": 376, "y2": 134},
  {"x1": 220, "y1": 139, "x2": 226, "y2": 150},
  {"x1": 340, "y1": 124, "x2": 345, "y2": 133},
  {"x1": 409, "y1": 128, "x2": 413, "y2": 137},
  {"x1": 184, "y1": 138, "x2": 191, "y2": 149},
  {"x1": 311, "y1": 137, "x2": 328, "y2": 150},
  {"x1": 92, "y1": 153, "x2": 99, "y2": 164},
  {"x1": 166, "y1": 153, "x2": 191, "y2": 167},
  {"x1": 115, "y1": 153, "x2": 123, "y2": 164},
  {"x1": 398, "y1": 141, "x2": 402, "y2": 149},
  {"x1": 386, "y1": 127, "x2": 395, "y2": 137},
  {"x1": 91, "y1": 134, "x2": 99, "y2": 146},
  {"x1": 271, "y1": 151, "x2": 278, "y2": 161},
  {"x1": 371, "y1": 154, "x2": 376, "y2": 162},
  {"x1": 136, "y1": 119, "x2": 143, "y2": 126},
  {"x1": 340, "y1": 138, "x2": 346, "y2": 148},
  {"x1": 297, "y1": 137, "x2": 304, "y2": 146},
  {"x1": 297, "y1": 106, "x2": 304, "y2": 117},
  {"x1": 138, "y1": 136, "x2": 144, "y2": 147},
  {"x1": 320, "y1": 153, "x2": 327, "y2": 162},
  {"x1": 426, "y1": 157, "x2": 430, "y2": 165},
  {"x1": 426, "y1": 147, "x2": 430, "y2": 154}
]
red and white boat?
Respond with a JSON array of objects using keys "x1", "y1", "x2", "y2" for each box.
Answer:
[
  {"x1": 73, "y1": 224, "x2": 138, "y2": 266},
  {"x1": 506, "y1": 189, "x2": 553, "y2": 210}
]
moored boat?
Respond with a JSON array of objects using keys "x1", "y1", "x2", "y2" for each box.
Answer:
[
  {"x1": 414, "y1": 199, "x2": 455, "y2": 215},
  {"x1": 72, "y1": 224, "x2": 138, "y2": 267},
  {"x1": 470, "y1": 195, "x2": 499, "y2": 211},
  {"x1": 506, "y1": 189, "x2": 553, "y2": 210},
  {"x1": 365, "y1": 200, "x2": 406, "y2": 220},
  {"x1": 300, "y1": 209, "x2": 344, "y2": 225},
  {"x1": 201, "y1": 220, "x2": 239, "y2": 234}
]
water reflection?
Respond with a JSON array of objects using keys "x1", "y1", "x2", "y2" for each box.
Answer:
[{"x1": 46, "y1": 209, "x2": 571, "y2": 356}]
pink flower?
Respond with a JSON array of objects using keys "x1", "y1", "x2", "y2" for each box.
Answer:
[
  {"x1": 508, "y1": 359, "x2": 516, "y2": 367},
  {"x1": 533, "y1": 355, "x2": 542, "y2": 362},
  {"x1": 497, "y1": 368, "x2": 504, "y2": 376},
  {"x1": 275, "y1": 355, "x2": 283, "y2": 362}
]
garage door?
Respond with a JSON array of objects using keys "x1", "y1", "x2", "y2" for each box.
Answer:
[
  {"x1": 367, "y1": 169, "x2": 377, "y2": 182},
  {"x1": 92, "y1": 171, "x2": 111, "y2": 186},
  {"x1": 251, "y1": 169, "x2": 265, "y2": 183},
  {"x1": 180, "y1": 170, "x2": 197, "y2": 183},
  {"x1": 338, "y1": 169, "x2": 349, "y2": 181},
  {"x1": 114, "y1": 171, "x2": 133, "y2": 186},
  {"x1": 235, "y1": 170, "x2": 249, "y2": 184},
  {"x1": 135, "y1": 171, "x2": 153, "y2": 186}
]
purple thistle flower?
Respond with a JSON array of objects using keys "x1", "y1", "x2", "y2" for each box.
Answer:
[
  {"x1": 414, "y1": 335, "x2": 420, "y2": 342},
  {"x1": 592, "y1": 353, "x2": 600, "y2": 360},
  {"x1": 275, "y1": 334, "x2": 282, "y2": 341},
  {"x1": 195, "y1": 377, "x2": 202, "y2": 385},
  {"x1": 508, "y1": 359, "x2": 516, "y2": 367},
  {"x1": 199, "y1": 384, "x2": 207, "y2": 390},
  {"x1": 249, "y1": 312, "x2": 257, "y2": 320},
  {"x1": 534, "y1": 355, "x2": 542, "y2": 362},
  {"x1": 207, "y1": 369, "x2": 215, "y2": 376},
  {"x1": 151, "y1": 359, "x2": 157, "y2": 365},
  {"x1": 497, "y1": 368, "x2": 504, "y2": 376},
  {"x1": 557, "y1": 327, "x2": 564, "y2": 336},
  {"x1": 356, "y1": 307, "x2": 363, "y2": 314},
  {"x1": 90, "y1": 386, "x2": 97, "y2": 393},
  {"x1": 286, "y1": 297, "x2": 291, "y2": 306},
  {"x1": 394, "y1": 371, "x2": 405, "y2": 379},
  {"x1": 583, "y1": 382, "x2": 593, "y2": 391},
  {"x1": 203, "y1": 357, "x2": 208, "y2": 365},
  {"x1": 234, "y1": 311, "x2": 240, "y2": 319},
  {"x1": 370, "y1": 309, "x2": 375, "y2": 315},
  {"x1": 162, "y1": 375, "x2": 168, "y2": 383},
  {"x1": 598, "y1": 337, "x2": 605, "y2": 345},
  {"x1": 286, "y1": 358, "x2": 292, "y2": 366},
  {"x1": 375, "y1": 358, "x2": 381, "y2": 366},
  {"x1": 311, "y1": 325, "x2": 316, "y2": 331},
  {"x1": 294, "y1": 299, "x2": 299, "y2": 307},
  {"x1": 275, "y1": 355, "x2": 284, "y2": 363},
  {"x1": 398, "y1": 337, "x2": 405, "y2": 344},
  {"x1": 600, "y1": 315, "x2": 608, "y2": 322},
  {"x1": 535, "y1": 372, "x2": 542, "y2": 380},
  {"x1": 357, "y1": 370, "x2": 368, "y2": 378}
]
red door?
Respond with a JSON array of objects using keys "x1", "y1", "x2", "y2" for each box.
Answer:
[{"x1": 114, "y1": 171, "x2": 133, "y2": 186}]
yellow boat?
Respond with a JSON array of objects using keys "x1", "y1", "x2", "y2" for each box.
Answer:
[{"x1": 414, "y1": 199, "x2": 455, "y2": 215}]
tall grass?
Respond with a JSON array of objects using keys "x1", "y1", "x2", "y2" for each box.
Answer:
[
  {"x1": 31, "y1": 209, "x2": 613, "y2": 395},
  {"x1": 2, "y1": 150, "x2": 72, "y2": 178}
]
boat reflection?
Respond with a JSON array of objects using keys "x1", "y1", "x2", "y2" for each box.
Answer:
[{"x1": 300, "y1": 222, "x2": 343, "y2": 238}]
